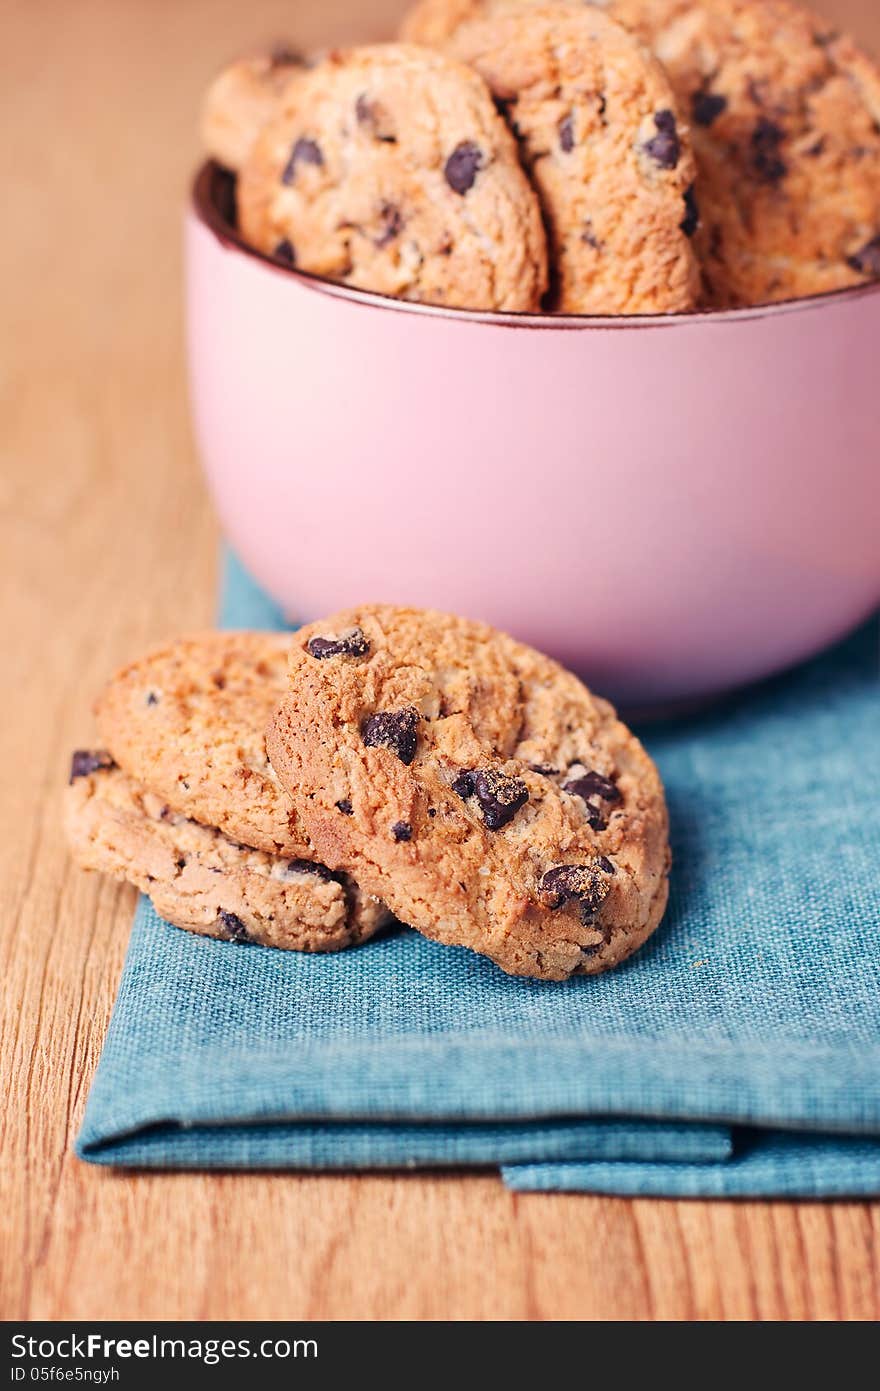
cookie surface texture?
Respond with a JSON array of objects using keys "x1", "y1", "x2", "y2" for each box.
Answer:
[
  {"x1": 403, "y1": 0, "x2": 880, "y2": 305},
  {"x1": 442, "y1": 3, "x2": 700, "y2": 312},
  {"x1": 64, "y1": 759, "x2": 388, "y2": 952},
  {"x1": 267, "y1": 606, "x2": 670, "y2": 981},
  {"x1": 237, "y1": 42, "x2": 549, "y2": 310},
  {"x1": 94, "y1": 631, "x2": 308, "y2": 857},
  {"x1": 615, "y1": 0, "x2": 880, "y2": 305},
  {"x1": 200, "y1": 52, "x2": 305, "y2": 171}
]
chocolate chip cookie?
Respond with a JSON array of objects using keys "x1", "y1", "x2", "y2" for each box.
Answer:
[
  {"x1": 403, "y1": 0, "x2": 880, "y2": 306},
  {"x1": 267, "y1": 607, "x2": 670, "y2": 981},
  {"x1": 200, "y1": 51, "x2": 306, "y2": 171},
  {"x1": 427, "y1": 4, "x2": 701, "y2": 312},
  {"x1": 237, "y1": 43, "x2": 548, "y2": 310},
  {"x1": 618, "y1": 0, "x2": 880, "y2": 305},
  {"x1": 65, "y1": 756, "x2": 386, "y2": 951},
  {"x1": 94, "y1": 631, "x2": 309, "y2": 856}
]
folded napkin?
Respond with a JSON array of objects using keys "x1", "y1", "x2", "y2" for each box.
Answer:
[{"x1": 76, "y1": 553, "x2": 880, "y2": 1195}]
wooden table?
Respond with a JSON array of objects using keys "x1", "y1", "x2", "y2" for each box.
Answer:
[{"x1": 3, "y1": 0, "x2": 878, "y2": 1322}]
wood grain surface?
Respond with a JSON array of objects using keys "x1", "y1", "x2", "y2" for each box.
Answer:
[{"x1": 2, "y1": 0, "x2": 878, "y2": 1323}]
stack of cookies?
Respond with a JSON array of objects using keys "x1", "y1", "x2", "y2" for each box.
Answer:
[
  {"x1": 64, "y1": 608, "x2": 671, "y2": 982},
  {"x1": 200, "y1": 0, "x2": 880, "y2": 312}
]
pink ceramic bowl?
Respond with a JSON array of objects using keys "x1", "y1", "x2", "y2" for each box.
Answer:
[{"x1": 186, "y1": 163, "x2": 880, "y2": 705}]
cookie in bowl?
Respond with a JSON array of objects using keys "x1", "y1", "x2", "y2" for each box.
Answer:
[
  {"x1": 617, "y1": 0, "x2": 880, "y2": 306},
  {"x1": 402, "y1": 0, "x2": 880, "y2": 306},
  {"x1": 237, "y1": 43, "x2": 549, "y2": 310},
  {"x1": 200, "y1": 49, "x2": 306, "y2": 172},
  {"x1": 439, "y1": 3, "x2": 701, "y2": 312}
]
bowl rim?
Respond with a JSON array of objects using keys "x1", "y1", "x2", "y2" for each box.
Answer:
[{"x1": 192, "y1": 159, "x2": 880, "y2": 332}]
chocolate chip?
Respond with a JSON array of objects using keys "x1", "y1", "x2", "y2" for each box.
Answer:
[
  {"x1": 175, "y1": 857, "x2": 186, "y2": 871},
  {"x1": 145, "y1": 690, "x2": 159, "y2": 706},
  {"x1": 567, "y1": 800, "x2": 605, "y2": 831},
  {"x1": 391, "y1": 821, "x2": 412, "y2": 842},
  {"x1": 564, "y1": 770, "x2": 621, "y2": 805},
  {"x1": 847, "y1": 236, "x2": 880, "y2": 278},
  {"x1": 274, "y1": 238, "x2": 296, "y2": 265},
  {"x1": 218, "y1": 910, "x2": 252, "y2": 943},
  {"x1": 529, "y1": 763, "x2": 559, "y2": 776},
  {"x1": 581, "y1": 221, "x2": 601, "y2": 250},
  {"x1": 69, "y1": 750, "x2": 117, "y2": 783},
  {"x1": 563, "y1": 770, "x2": 621, "y2": 827},
  {"x1": 270, "y1": 44, "x2": 303, "y2": 67},
  {"x1": 539, "y1": 860, "x2": 614, "y2": 924},
  {"x1": 472, "y1": 769, "x2": 529, "y2": 831},
  {"x1": 451, "y1": 770, "x2": 476, "y2": 799},
  {"x1": 361, "y1": 707, "x2": 420, "y2": 765},
  {"x1": 692, "y1": 91, "x2": 727, "y2": 127},
  {"x1": 335, "y1": 799, "x2": 353, "y2": 815},
  {"x1": 642, "y1": 110, "x2": 680, "y2": 169},
  {"x1": 750, "y1": 119, "x2": 787, "y2": 184},
  {"x1": 307, "y1": 627, "x2": 370, "y2": 660},
  {"x1": 540, "y1": 864, "x2": 597, "y2": 899},
  {"x1": 680, "y1": 184, "x2": 700, "y2": 238},
  {"x1": 281, "y1": 137, "x2": 324, "y2": 186},
  {"x1": 355, "y1": 94, "x2": 397, "y2": 142},
  {"x1": 375, "y1": 203, "x2": 403, "y2": 248},
  {"x1": 286, "y1": 858, "x2": 337, "y2": 882},
  {"x1": 559, "y1": 113, "x2": 575, "y2": 152},
  {"x1": 444, "y1": 141, "x2": 483, "y2": 195}
]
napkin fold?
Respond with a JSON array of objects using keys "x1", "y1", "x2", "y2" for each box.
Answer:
[{"x1": 76, "y1": 553, "x2": 880, "y2": 1195}]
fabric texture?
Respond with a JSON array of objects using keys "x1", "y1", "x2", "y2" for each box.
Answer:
[{"x1": 76, "y1": 551, "x2": 880, "y2": 1195}]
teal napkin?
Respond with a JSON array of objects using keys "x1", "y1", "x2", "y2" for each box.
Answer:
[{"x1": 76, "y1": 553, "x2": 880, "y2": 1196}]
